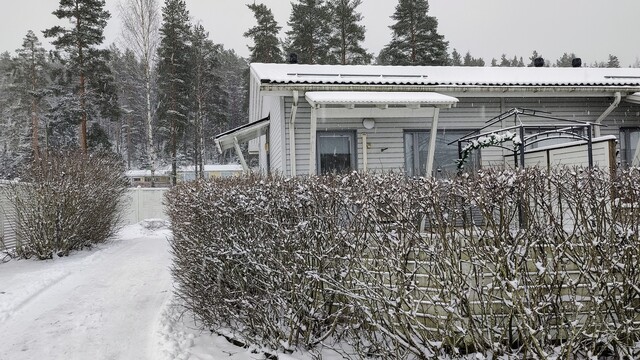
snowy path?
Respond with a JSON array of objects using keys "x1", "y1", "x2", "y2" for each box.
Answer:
[{"x1": 0, "y1": 224, "x2": 173, "y2": 360}]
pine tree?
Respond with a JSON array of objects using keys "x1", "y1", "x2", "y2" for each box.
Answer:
[
  {"x1": 216, "y1": 48, "x2": 248, "y2": 164},
  {"x1": 43, "y1": 0, "x2": 113, "y2": 153},
  {"x1": 327, "y1": 0, "x2": 372, "y2": 65},
  {"x1": 190, "y1": 24, "x2": 227, "y2": 177},
  {"x1": 110, "y1": 46, "x2": 146, "y2": 168},
  {"x1": 14, "y1": 31, "x2": 49, "y2": 160},
  {"x1": 157, "y1": 0, "x2": 191, "y2": 186},
  {"x1": 244, "y1": 3, "x2": 283, "y2": 63},
  {"x1": 0, "y1": 52, "x2": 29, "y2": 178},
  {"x1": 285, "y1": 0, "x2": 332, "y2": 64},
  {"x1": 379, "y1": 0, "x2": 448, "y2": 66}
]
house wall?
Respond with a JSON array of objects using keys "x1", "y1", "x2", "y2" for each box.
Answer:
[
  {"x1": 283, "y1": 97, "x2": 446, "y2": 175},
  {"x1": 265, "y1": 95, "x2": 286, "y2": 174},
  {"x1": 271, "y1": 94, "x2": 640, "y2": 176}
]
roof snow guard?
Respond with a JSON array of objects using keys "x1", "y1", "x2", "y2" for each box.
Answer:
[
  {"x1": 305, "y1": 91, "x2": 458, "y2": 107},
  {"x1": 251, "y1": 63, "x2": 640, "y2": 87}
]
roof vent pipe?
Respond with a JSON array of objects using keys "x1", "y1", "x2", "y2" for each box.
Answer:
[
  {"x1": 572, "y1": 58, "x2": 582, "y2": 68},
  {"x1": 533, "y1": 57, "x2": 545, "y2": 67}
]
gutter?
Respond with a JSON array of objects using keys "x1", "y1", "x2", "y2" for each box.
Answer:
[
  {"x1": 594, "y1": 92, "x2": 621, "y2": 137},
  {"x1": 260, "y1": 84, "x2": 640, "y2": 97}
]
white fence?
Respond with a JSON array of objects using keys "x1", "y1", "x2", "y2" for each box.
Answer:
[
  {"x1": 0, "y1": 187, "x2": 169, "y2": 252},
  {"x1": 0, "y1": 183, "x2": 18, "y2": 251},
  {"x1": 120, "y1": 188, "x2": 170, "y2": 225}
]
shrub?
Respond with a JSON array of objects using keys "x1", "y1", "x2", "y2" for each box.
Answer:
[
  {"x1": 167, "y1": 169, "x2": 640, "y2": 358},
  {"x1": 3, "y1": 151, "x2": 129, "y2": 259}
]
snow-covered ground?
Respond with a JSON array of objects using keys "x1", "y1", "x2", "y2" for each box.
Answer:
[{"x1": 0, "y1": 221, "x2": 284, "y2": 360}]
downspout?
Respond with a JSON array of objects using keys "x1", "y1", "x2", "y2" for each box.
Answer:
[
  {"x1": 594, "y1": 92, "x2": 621, "y2": 137},
  {"x1": 289, "y1": 90, "x2": 299, "y2": 176}
]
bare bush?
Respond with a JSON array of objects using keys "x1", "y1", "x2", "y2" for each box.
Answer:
[
  {"x1": 167, "y1": 168, "x2": 640, "y2": 358},
  {"x1": 2, "y1": 151, "x2": 129, "y2": 259}
]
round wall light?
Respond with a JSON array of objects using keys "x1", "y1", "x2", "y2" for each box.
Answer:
[{"x1": 362, "y1": 118, "x2": 375, "y2": 130}]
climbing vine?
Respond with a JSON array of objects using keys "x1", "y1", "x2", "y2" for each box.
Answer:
[{"x1": 456, "y1": 131, "x2": 522, "y2": 169}]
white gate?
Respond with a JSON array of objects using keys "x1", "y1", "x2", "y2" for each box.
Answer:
[{"x1": 120, "y1": 188, "x2": 169, "y2": 226}]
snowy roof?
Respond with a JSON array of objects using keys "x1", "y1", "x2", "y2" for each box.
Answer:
[
  {"x1": 251, "y1": 63, "x2": 640, "y2": 87},
  {"x1": 305, "y1": 91, "x2": 459, "y2": 106}
]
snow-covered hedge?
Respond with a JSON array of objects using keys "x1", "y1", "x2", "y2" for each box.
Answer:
[
  {"x1": 167, "y1": 169, "x2": 640, "y2": 358},
  {"x1": 2, "y1": 151, "x2": 129, "y2": 259}
]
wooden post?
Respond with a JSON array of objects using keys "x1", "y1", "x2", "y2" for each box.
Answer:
[
  {"x1": 309, "y1": 105, "x2": 318, "y2": 175},
  {"x1": 426, "y1": 108, "x2": 440, "y2": 177}
]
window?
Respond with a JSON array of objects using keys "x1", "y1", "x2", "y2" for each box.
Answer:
[
  {"x1": 404, "y1": 129, "x2": 480, "y2": 177},
  {"x1": 317, "y1": 131, "x2": 356, "y2": 174},
  {"x1": 620, "y1": 127, "x2": 640, "y2": 167}
]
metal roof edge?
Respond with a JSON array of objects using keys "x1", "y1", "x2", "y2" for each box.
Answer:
[{"x1": 259, "y1": 84, "x2": 640, "y2": 97}]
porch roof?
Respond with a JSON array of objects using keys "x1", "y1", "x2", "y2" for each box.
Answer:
[
  {"x1": 214, "y1": 115, "x2": 270, "y2": 152},
  {"x1": 305, "y1": 91, "x2": 459, "y2": 107}
]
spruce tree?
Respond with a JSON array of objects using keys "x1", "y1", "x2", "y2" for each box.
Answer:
[
  {"x1": 244, "y1": 3, "x2": 283, "y2": 63},
  {"x1": 285, "y1": 0, "x2": 332, "y2": 64},
  {"x1": 462, "y1": 51, "x2": 484, "y2": 67},
  {"x1": 555, "y1": 53, "x2": 576, "y2": 67},
  {"x1": 43, "y1": 0, "x2": 113, "y2": 153},
  {"x1": 379, "y1": 0, "x2": 448, "y2": 66},
  {"x1": 450, "y1": 48, "x2": 462, "y2": 66},
  {"x1": 327, "y1": 0, "x2": 372, "y2": 65},
  {"x1": 607, "y1": 54, "x2": 620, "y2": 68},
  {"x1": 157, "y1": 0, "x2": 192, "y2": 186}
]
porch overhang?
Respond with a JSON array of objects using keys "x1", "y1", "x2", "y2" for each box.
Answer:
[
  {"x1": 214, "y1": 115, "x2": 270, "y2": 171},
  {"x1": 304, "y1": 91, "x2": 458, "y2": 177},
  {"x1": 305, "y1": 91, "x2": 459, "y2": 108}
]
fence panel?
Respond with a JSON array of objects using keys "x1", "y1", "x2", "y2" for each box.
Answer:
[
  {"x1": 120, "y1": 188, "x2": 169, "y2": 226},
  {"x1": 0, "y1": 183, "x2": 18, "y2": 251}
]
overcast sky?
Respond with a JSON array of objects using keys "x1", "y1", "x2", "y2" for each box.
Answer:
[{"x1": 1, "y1": 0, "x2": 639, "y2": 66}]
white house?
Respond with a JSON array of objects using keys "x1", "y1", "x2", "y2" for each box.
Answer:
[{"x1": 215, "y1": 63, "x2": 640, "y2": 176}]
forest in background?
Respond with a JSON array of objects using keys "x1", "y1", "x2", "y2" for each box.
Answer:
[{"x1": 0, "y1": 0, "x2": 635, "y2": 183}]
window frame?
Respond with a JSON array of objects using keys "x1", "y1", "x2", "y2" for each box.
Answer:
[{"x1": 316, "y1": 130, "x2": 357, "y2": 175}]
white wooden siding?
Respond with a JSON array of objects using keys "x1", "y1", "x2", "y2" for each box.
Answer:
[{"x1": 265, "y1": 96, "x2": 286, "y2": 174}]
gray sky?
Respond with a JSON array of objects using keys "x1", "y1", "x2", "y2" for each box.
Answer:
[{"x1": 1, "y1": 0, "x2": 639, "y2": 66}]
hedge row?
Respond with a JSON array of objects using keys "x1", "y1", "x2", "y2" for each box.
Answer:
[
  {"x1": 167, "y1": 169, "x2": 640, "y2": 358},
  {"x1": 1, "y1": 151, "x2": 129, "y2": 259}
]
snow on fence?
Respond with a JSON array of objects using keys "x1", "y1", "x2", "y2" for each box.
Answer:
[
  {"x1": 120, "y1": 188, "x2": 169, "y2": 226},
  {"x1": 167, "y1": 170, "x2": 640, "y2": 358}
]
